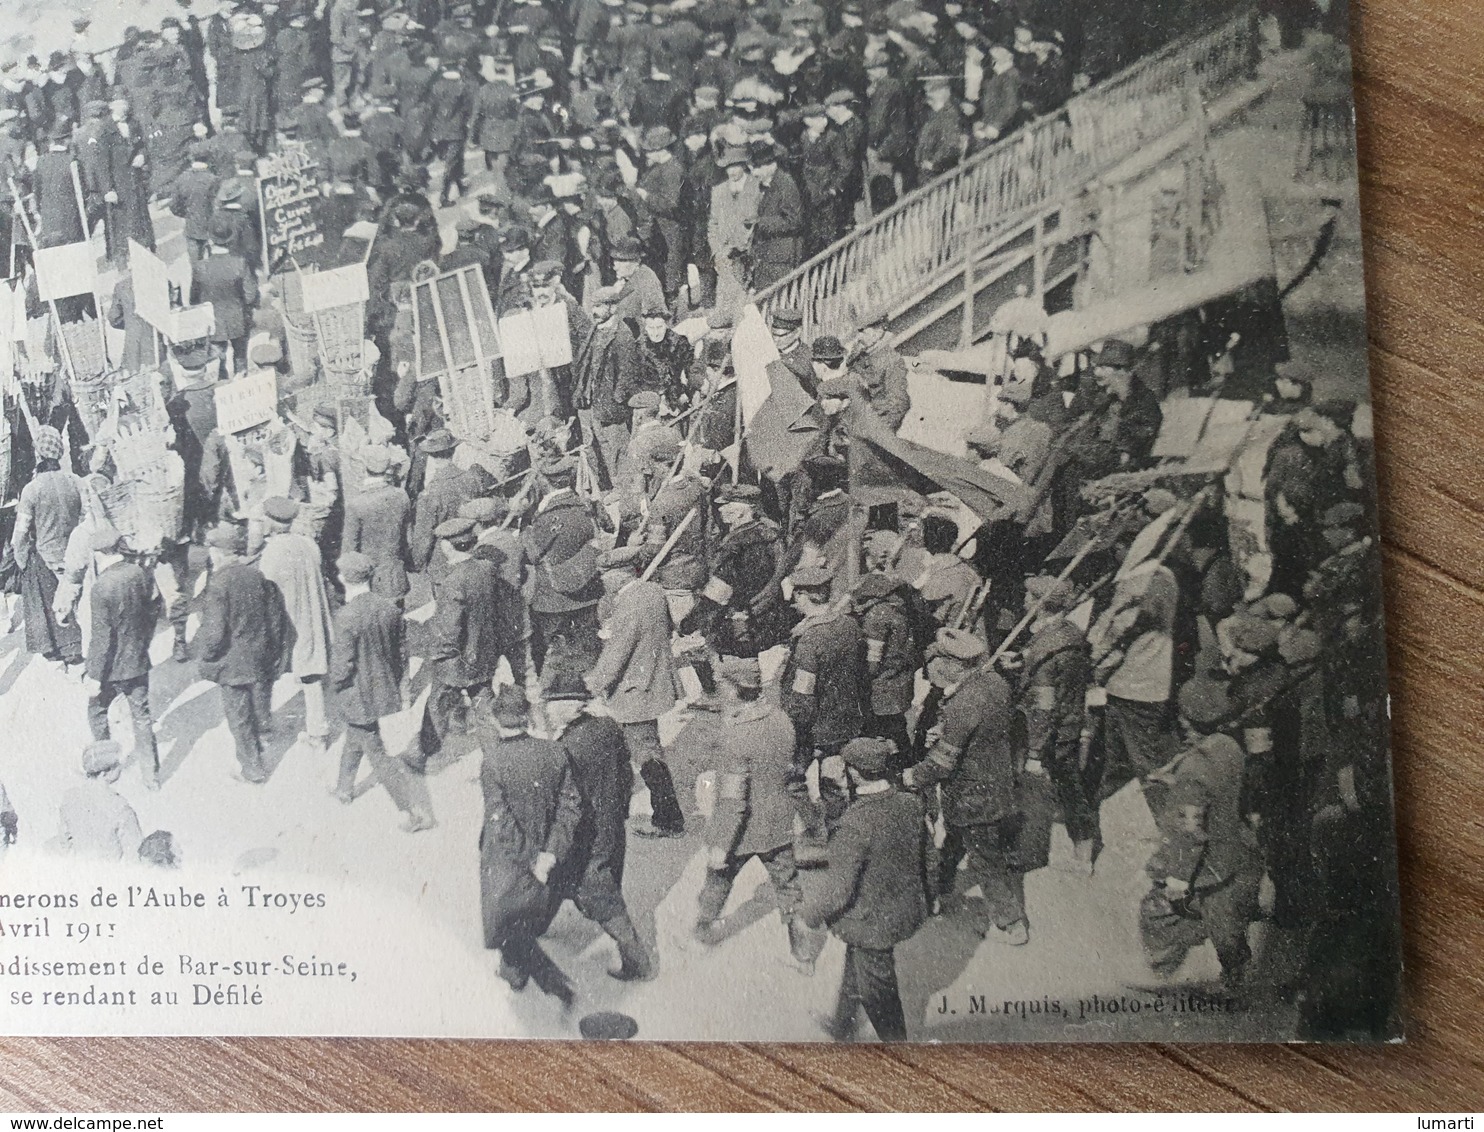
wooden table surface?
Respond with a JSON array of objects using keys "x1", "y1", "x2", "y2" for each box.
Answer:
[{"x1": 5, "y1": 0, "x2": 1484, "y2": 1112}]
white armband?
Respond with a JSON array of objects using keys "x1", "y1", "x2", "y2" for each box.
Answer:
[{"x1": 792, "y1": 669, "x2": 817, "y2": 696}]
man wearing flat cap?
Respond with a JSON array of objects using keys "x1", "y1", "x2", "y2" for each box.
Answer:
[
  {"x1": 781, "y1": 563, "x2": 866, "y2": 855},
  {"x1": 259, "y1": 497, "x2": 335, "y2": 755},
  {"x1": 1019, "y1": 573, "x2": 1096, "y2": 872},
  {"x1": 519, "y1": 457, "x2": 603, "y2": 682},
  {"x1": 343, "y1": 447, "x2": 411, "y2": 605},
  {"x1": 82, "y1": 527, "x2": 164, "y2": 788},
  {"x1": 903, "y1": 626, "x2": 1028, "y2": 944},
  {"x1": 55, "y1": 741, "x2": 143, "y2": 861},
  {"x1": 802, "y1": 735, "x2": 928, "y2": 1042},
  {"x1": 1139, "y1": 677, "x2": 1262, "y2": 990},
  {"x1": 476, "y1": 685, "x2": 582, "y2": 1007},
  {"x1": 329, "y1": 551, "x2": 434, "y2": 831},
  {"x1": 411, "y1": 514, "x2": 523, "y2": 773},
  {"x1": 691, "y1": 482, "x2": 790, "y2": 658},
  {"x1": 408, "y1": 430, "x2": 482, "y2": 576},
  {"x1": 586, "y1": 541, "x2": 686, "y2": 837},
  {"x1": 572, "y1": 282, "x2": 642, "y2": 490},
  {"x1": 695, "y1": 656, "x2": 826, "y2": 970},
  {"x1": 194, "y1": 523, "x2": 292, "y2": 784}
]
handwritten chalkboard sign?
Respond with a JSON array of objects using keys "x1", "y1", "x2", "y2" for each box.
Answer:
[{"x1": 257, "y1": 143, "x2": 328, "y2": 274}]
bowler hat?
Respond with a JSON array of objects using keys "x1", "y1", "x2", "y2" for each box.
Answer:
[
  {"x1": 434, "y1": 516, "x2": 478, "y2": 542},
  {"x1": 811, "y1": 335, "x2": 845, "y2": 363},
  {"x1": 419, "y1": 428, "x2": 456, "y2": 456}
]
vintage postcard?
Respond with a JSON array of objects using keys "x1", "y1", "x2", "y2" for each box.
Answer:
[{"x1": 0, "y1": 0, "x2": 1402, "y2": 1042}]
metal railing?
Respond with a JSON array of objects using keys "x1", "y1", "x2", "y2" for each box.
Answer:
[{"x1": 755, "y1": 8, "x2": 1261, "y2": 340}]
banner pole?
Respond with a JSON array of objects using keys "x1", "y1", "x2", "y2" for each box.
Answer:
[{"x1": 69, "y1": 161, "x2": 109, "y2": 367}]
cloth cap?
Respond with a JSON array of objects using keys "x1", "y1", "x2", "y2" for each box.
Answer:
[
  {"x1": 718, "y1": 656, "x2": 762, "y2": 689},
  {"x1": 641, "y1": 304, "x2": 670, "y2": 321},
  {"x1": 642, "y1": 125, "x2": 676, "y2": 150},
  {"x1": 361, "y1": 447, "x2": 392, "y2": 475},
  {"x1": 529, "y1": 259, "x2": 563, "y2": 283},
  {"x1": 597, "y1": 543, "x2": 647, "y2": 571},
  {"x1": 1258, "y1": 593, "x2": 1298, "y2": 620},
  {"x1": 419, "y1": 428, "x2": 456, "y2": 455},
  {"x1": 82, "y1": 739, "x2": 123, "y2": 775},
  {"x1": 862, "y1": 528, "x2": 902, "y2": 558},
  {"x1": 215, "y1": 181, "x2": 245, "y2": 205},
  {"x1": 824, "y1": 88, "x2": 855, "y2": 106},
  {"x1": 89, "y1": 525, "x2": 124, "y2": 553},
  {"x1": 499, "y1": 226, "x2": 532, "y2": 251},
  {"x1": 1228, "y1": 617, "x2": 1280, "y2": 654},
  {"x1": 206, "y1": 523, "x2": 247, "y2": 553},
  {"x1": 248, "y1": 338, "x2": 283, "y2": 366},
  {"x1": 627, "y1": 390, "x2": 661, "y2": 411},
  {"x1": 789, "y1": 565, "x2": 833, "y2": 590},
  {"x1": 263, "y1": 496, "x2": 299, "y2": 524},
  {"x1": 1177, "y1": 676, "x2": 1231, "y2": 727},
  {"x1": 717, "y1": 144, "x2": 749, "y2": 167},
  {"x1": 841, "y1": 736, "x2": 895, "y2": 776},
  {"x1": 801, "y1": 102, "x2": 826, "y2": 118},
  {"x1": 1094, "y1": 338, "x2": 1137, "y2": 369},
  {"x1": 610, "y1": 234, "x2": 643, "y2": 261},
  {"x1": 811, "y1": 335, "x2": 845, "y2": 362},
  {"x1": 592, "y1": 283, "x2": 624, "y2": 306},
  {"x1": 544, "y1": 671, "x2": 592, "y2": 702},
  {"x1": 32, "y1": 425, "x2": 64, "y2": 462},
  {"x1": 718, "y1": 483, "x2": 762, "y2": 503},
  {"x1": 210, "y1": 214, "x2": 238, "y2": 244},
  {"x1": 337, "y1": 551, "x2": 376, "y2": 584},
  {"x1": 490, "y1": 684, "x2": 530, "y2": 727},
  {"x1": 459, "y1": 496, "x2": 503, "y2": 523},
  {"x1": 1278, "y1": 625, "x2": 1322, "y2": 665},
  {"x1": 928, "y1": 626, "x2": 986, "y2": 663},
  {"x1": 768, "y1": 307, "x2": 802, "y2": 331},
  {"x1": 434, "y1": 516, "x2": 478, "y2": 541}
]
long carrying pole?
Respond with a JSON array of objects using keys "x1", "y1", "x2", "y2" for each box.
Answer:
[
  {"x1": 68, "y1": 160, "x2": 110, "y2": 367},
  {"x1": 9, "y1": 177, "x2": 80, "y2": 391}
]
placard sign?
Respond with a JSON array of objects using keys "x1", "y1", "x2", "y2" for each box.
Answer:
[
  {"x1": 497, "y1": 302, "x2": 571, "y2": 377},
  {"x1": 258, "y1": 143, "x2": 328, "y2": 273},
  {"x1": 33, "y1": 241, "x2": 96, "y2": 301},
  {"x1": 214, "y1": 369, "x2": 278, "y2": 435},
  {"x1": 299, "y1": 262, "x2": 370, "y2": 313},
  {"x1": 129, "y1": 239, "x2": 173, "y2": 331}
]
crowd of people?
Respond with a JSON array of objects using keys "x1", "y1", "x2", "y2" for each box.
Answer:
[{"x1": 0, "y1": 0, "x2": 1398, "y2": 1044}]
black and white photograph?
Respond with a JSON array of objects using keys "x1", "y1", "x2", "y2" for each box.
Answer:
[{"x1": 0, "y1": 0, "x2": 1404, "y2": 1044}]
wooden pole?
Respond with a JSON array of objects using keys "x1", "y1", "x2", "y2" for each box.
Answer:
[
  {"x1": 69, "y1": 161, "x2": 109, "y2": 367},
  {"x1": 639, "y1": 505, "x2": 697, "y2": 583},
  {"x1": 9, "y1": 177, "x2": 79, "y2": 391}
]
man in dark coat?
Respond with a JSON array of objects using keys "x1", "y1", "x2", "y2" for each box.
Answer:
[
  {"x1": 747, "y1": 142, "x2": 804, "y2": 290},
  {"x1": 519, "y1": 457, "x2": 603, "y2": 682},
  {"x1": 342, "y1": 447, "x2": 411, "y2": 604},
  {"x1": 1019, "y1": 574, "x2": 1096, "y2": 871},
  {"x1": 635, "y1": 125, "x2": 687, "y2": 299},
  {"x1": 83, "y1": 527, "x2": 162, "y2": 788},
  {"x1": 546, "y1": 682, "x2": 655, "y2": 981},
  {"x1": 694, "y1": 656, "x2": 826, "y2": 969},
  {"x1": 478, "y1": 686, "x2": 582, "y2": 1006},
  {"x1": 781, "y1": 565, "x2": 865, "y2": 853},
  {"x1": 903, "y1": 627, "x2": 1027, "y2": 943},
  {"x1": 191, "y1": 215, "x2": 259, "y2": 373},
  {"x1": 571, "y1": 284, "x2": 639, "y2": 490},
  {"x1": 688, "y1": 482, "x2": 789, "y2": 658},
  {"x1": 411, "y1": 517, "x2": 522, "y2": 772},
  {"x1": 34, "y1": 122, "x2": 84, "y2": 247},
  {"x1": 193, "y1": 523, "x2": 292, "y2": 784},
  {"x1": 425, "y1": 61, "x2": 472, "y2": 205},
  {"x1": 407, "y1": 429, "x2": 480, "y2": 574},
  {"x1": 865, "y1": 58, "x2": 916, "y2": 196},
  {"x1": 803, "y1": 736, "x2": 929, "y2": 1042},
  {"x1": 329, "y1": 552, "x2": 434, "y2": 830},
  {"x1": 169, "y1": 151, "x2": 220, "y2": 260}
]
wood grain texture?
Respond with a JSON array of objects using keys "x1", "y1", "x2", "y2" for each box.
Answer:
[{"x1": 4, "y1": 0, "x2": 1483, "y2": 1111}]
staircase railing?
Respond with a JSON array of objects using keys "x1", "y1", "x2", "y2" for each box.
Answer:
[{"x1": 753, "y1": 8, "x2": 1261, "y2": 340}]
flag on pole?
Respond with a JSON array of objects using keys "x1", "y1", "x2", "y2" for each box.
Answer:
[{"x1": 733, "y1": 303, "x2": 823, "y2": 480}]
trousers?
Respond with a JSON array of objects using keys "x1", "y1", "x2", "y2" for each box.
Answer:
[
  {"x1": 417, "y1": 676, "x2": 490, "y2": 764},
  {"x1": 1044, "y1": 737, "x2": 1101, "y2": 846},
  {"x1": 220, "y1": 681, "x2": 273, "y2": 780},
  {"x1": 529, "y1": 605, "x2": 600, "y2": 681},
  {"x1": 831, "y1": 944, "x2": 907, "y2": 1041},
  {"x1": 625, "y1": 719, "x2": 684, "y2": 832},
  {"x1": 338, "y1": 720, "x2": 385, "y2": 794},
  {"x1": 696, "y1": 842, "x2": 803, "y2": 924},
  {"x1": 942, "y1": 817, "x2": 1027, "y2": 929},
  {"x1": 88, "y1": 674, "x2": 158, "y2": 777}
]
